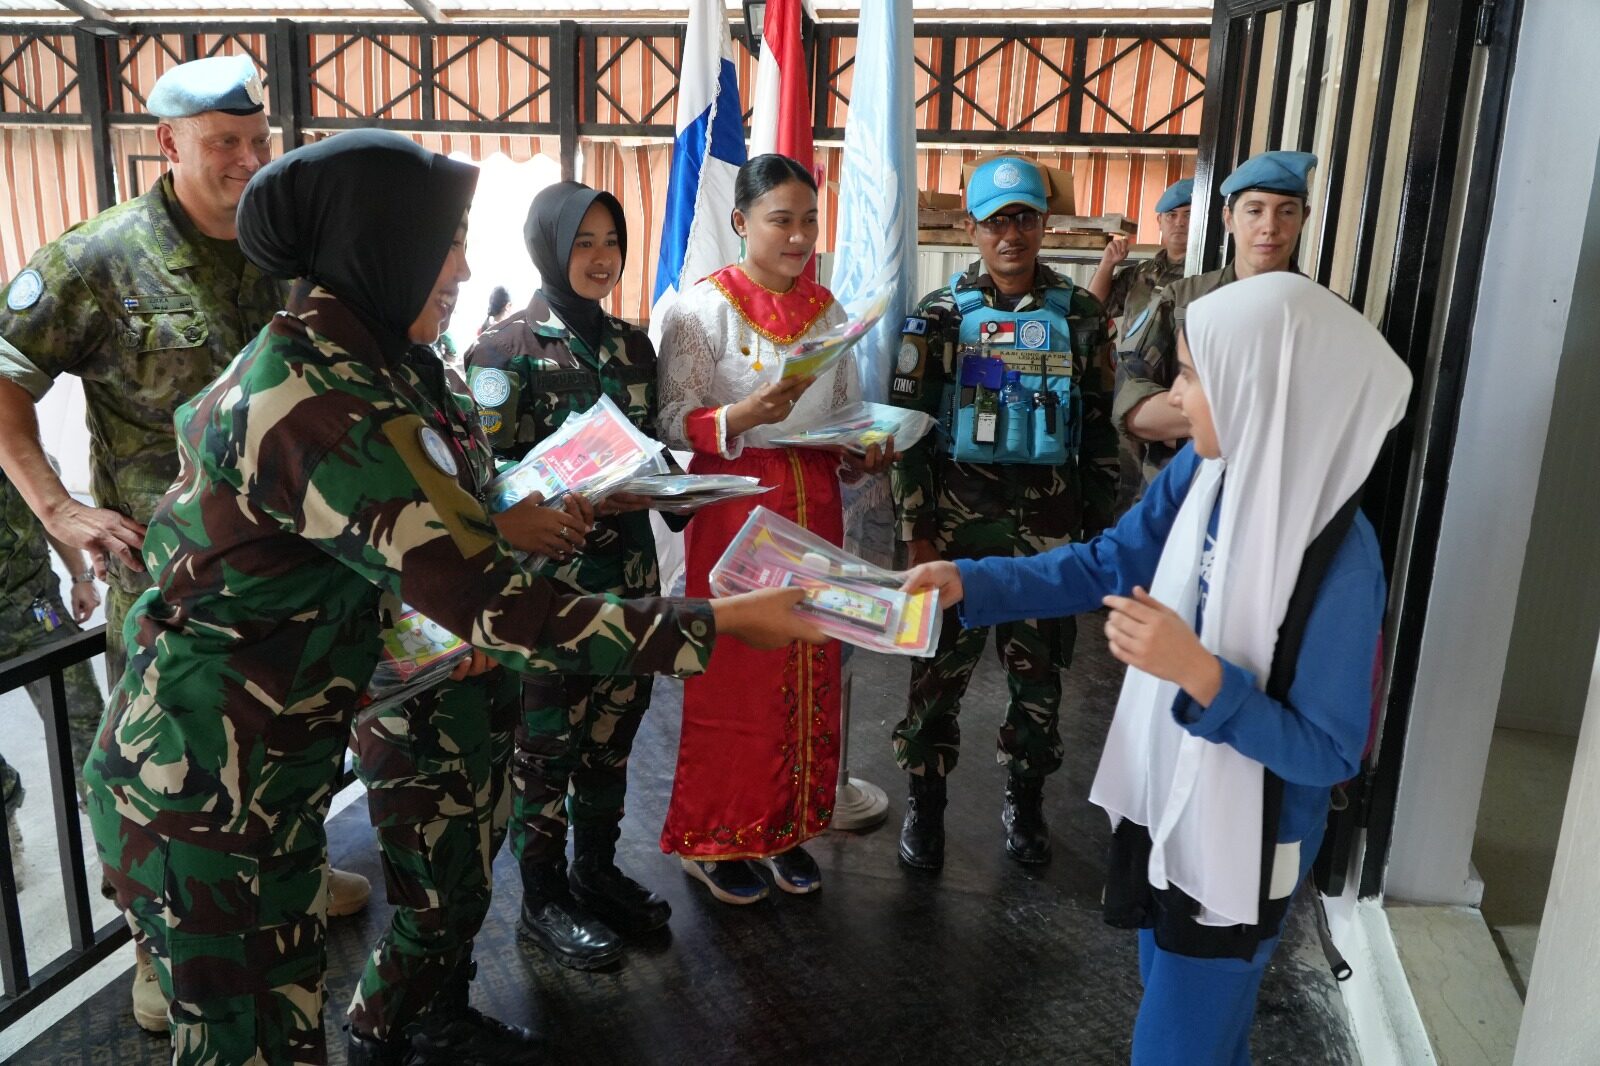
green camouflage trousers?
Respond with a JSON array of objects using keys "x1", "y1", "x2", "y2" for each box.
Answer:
[
  {"x1": 0, "y1": 586, "x2": 104, "y2": 785},
  {"x1": 511, "y1": 671, "x2": 653, "y2": 865},
  {"x1": 893, "y1": 609, "x2": 1074, "y2": 781},
  {"x1": 347, "y1": 668, "x2": 517, "y2": 1041}
]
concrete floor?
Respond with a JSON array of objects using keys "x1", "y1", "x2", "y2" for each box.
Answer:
[{"x1": 7, "y1": 616, "x2": 1359, "y2": 1064}]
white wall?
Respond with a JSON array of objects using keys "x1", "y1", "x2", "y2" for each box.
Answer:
[{"x1": 1385, "y1": 0, "x2": 1600, "y2": 904}]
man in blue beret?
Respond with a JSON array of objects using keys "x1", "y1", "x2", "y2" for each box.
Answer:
[
  {"x1": 1114, "y1": 150, "x2": 1316, "y2": 488},
  {"x1": 1088, "y1": 176, "x2": 1193, "y2": 514},
  {"x1": 886, "y1": 155, "x2": 1119, "y2": 870},
  {"x1": 0, "y1": 54, "x2": 370, "y2": 1032}
]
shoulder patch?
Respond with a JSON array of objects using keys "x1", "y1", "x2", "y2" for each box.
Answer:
[
  {"x1": 472, "y1": 367, "x2": 511, "y2": 407},
  {"x1": 478, "y1": 410, "x2": 504, "y2": 436},
  {"x1": 896, "y1": 339, "x2": 922, "y2": 374},
  {"x1": 5, "y1": 269, "x2": 43, "y2": 312},
  {"x1": 418, "y1": 426, "x2": 459, "y2": 477},
  {"x1": 901, "y1": 315, "x2": 929, "y2": 336}
]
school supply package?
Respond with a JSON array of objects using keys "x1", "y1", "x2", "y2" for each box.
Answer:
[
  {"x1": 617, "y1": 473, "x2": 774, "y2": 514},
  {"x1": 362, "y1": 605, "x2": 471, "y2": 715},
  {"x1": 768, "y1": 401, "x2": 936, "y2": 456},
  {"x1": 710, "y1": 506, "x2": 942, "y2": 657},
  {"x1": 779, "y1": 284, "x2": 893, "y2": 381},
  {"x1": 485, "y1": 395, "x2": 668, "y2": 514}
]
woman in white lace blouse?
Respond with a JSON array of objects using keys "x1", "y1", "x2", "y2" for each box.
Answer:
[{"x1": 655, "y1": 155, "x2": 890, "y2": 905}]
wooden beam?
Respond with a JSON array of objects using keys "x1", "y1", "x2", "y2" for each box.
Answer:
[
  {"x1": 402, "y1": 0, "x2": 445, "y2": 22},
  {"x1": 54, "y1": 0, "x2": 114, "y2": 20}
]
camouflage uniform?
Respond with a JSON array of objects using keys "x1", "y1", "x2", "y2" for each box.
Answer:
[
  {"x1": 1113, "y1": 262, "x2": 1238, "y2": 487},
  {"x1": 0, "y1": 173, "x2": 285, "y2": 685},
  {"x1": 0, "y1": 462, "x2": 104, "y2": 798},
  {"x1": 345, "y1": 347, "x2": 519, "y2": 1042},
  {"x1": 1102, "y1": 250, "x2": 1187, "y2": 513},
  {"x1": 887, "y1": 262, "x2": 1117, "y2": 781},
  {"x1": 84, "y1": 284, "x2": 714, "y2": 1065},
  {"x1": 465, "y1": 296, "x2": 681, "y2": 868},
  {"x1": 1103, "y1": 249, "x2": 1187, "y2": 333}
]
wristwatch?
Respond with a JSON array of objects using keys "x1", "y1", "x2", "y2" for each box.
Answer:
[{"x1": 73, "y1": 570, "x2": 94, "y2": 584}]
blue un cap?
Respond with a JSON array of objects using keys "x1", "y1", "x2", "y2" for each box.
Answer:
[
  {"x1": 1154, "y1": 178, "x2": 1194, "y2": 214},
  {"x1": 1219, "y1": 151, "x2": 1318, "y2": 199},
  {"x1": 147, "y1": 56, "x2": 265, "y2": 119},
  {"x1": 966, "y1": 157, "x2": 1049, "y2": 221}
]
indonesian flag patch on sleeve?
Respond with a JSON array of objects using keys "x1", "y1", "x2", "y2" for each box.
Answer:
[{"x1": 980, "y1": 320, "x2": 1017, "y2": 346}]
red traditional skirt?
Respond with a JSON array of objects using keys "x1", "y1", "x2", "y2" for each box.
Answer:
[{"x1": 659, "y1": 445, "x2": 844, "y2": 859}]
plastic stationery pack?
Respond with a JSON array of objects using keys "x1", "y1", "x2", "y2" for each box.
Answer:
[
  {"x1": 617, "y1": 473, "x2": 773, "y2": 514},
  {"x1": 768, "y1": 401, "x2": 936, "y2": 456},
  {"x1": 710, "y1": 506, "x2": 942, "y2": 657},
  {"x1": 779, "y1": 284, "x2": 892, "y2": 381},
  {"x1": 361, "y1": 605, "x2": 471, "y2": 715},
  {"x1": 485, "y1": 394, "x2": 667, "y2": 514}
]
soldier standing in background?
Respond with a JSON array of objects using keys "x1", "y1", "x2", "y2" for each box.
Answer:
[
  {"x1": 0, "y1": 456, "x2": 104, "y2": 873},
  {"x1": 467, "y1": 181, "x2": 683, "y2": 969},
  {"x1": 1113, "y1": 151, "x2": 1317, "y2": 490},
  {"x1": 886, "y1": 156, "x2": 1118, "y2": 871},
  {"x1": 1087, "y1": 177, "x2": 1194, "y2": 514},
  {"x1": 0, "y1": 54, "x2": 369, "y2": 1032}
]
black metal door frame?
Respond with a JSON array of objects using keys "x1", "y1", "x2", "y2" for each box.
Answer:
[{"x1": 1192, "y1": 0, "x2": 1526, "y2": 897}]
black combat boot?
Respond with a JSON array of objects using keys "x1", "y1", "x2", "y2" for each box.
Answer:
[
  {"x1": 346, "y1": 1026, "x2": 405, "y2": 1066},
  {"x1": 569, "y1": 822, "x2": 672, "y2": 936},
  {"x1": 1002, "y1": 774, "x2": 1051, "y2": 865},
  {"x1": 898, "y1": 772, "x2": 947, "y2": 870},
  {"x1": 518, "y1": 853, "x2": 624, "y2": 970},
  {"x1": 403, "y1": 961, "x2": 546, "y2": 1066}
]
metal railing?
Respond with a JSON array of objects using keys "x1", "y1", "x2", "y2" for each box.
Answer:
[{"x1": 0, "y1": 624, "x2": 129, "y2": 1033}]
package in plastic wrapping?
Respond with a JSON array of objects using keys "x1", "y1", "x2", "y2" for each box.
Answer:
[
  {"x1": 768, "y1": 401, "x2": 936, "y2": 456},
  {"x1": 617, "y1": 473, "x2": 774, "y2": 514},
  {"x1": 710, "y1": 506, "x2": 941, "y2": 657},
  {"x1": 360, "y1": 606, "x2": 470, "y2": 715},
  {"x1": 485, "y1": 394, "x2": 667, "y2": 514}
]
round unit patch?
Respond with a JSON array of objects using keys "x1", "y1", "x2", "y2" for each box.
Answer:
[
  {"x1": 896, "y1": 340, "x2": 920, "y2": 374},
  {"x1": 993, "y1": 162, "x2": 1022, "y2": 189},
  {"x1": 418, "y1": 426, "x2": 459, "y2": 477},
  {"x1": 5, "y1": 269, "x2": 44, "y2": 312},
  {"x1": 1018, "y1": 320, "x2": 1050, "y2": 350},
  {"x1": 472, "y1": 367, "x2": 511, "y2": 407}
]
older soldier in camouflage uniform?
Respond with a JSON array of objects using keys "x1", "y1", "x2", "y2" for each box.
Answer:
[
  {"x1": 887, "y1": 156, "x2": 1118, "y2": 870},
  {"x1": 1114, "y1": 152, "x2": 1316, "y2": 489},
  {"x1": 1088, "y1": 178, "x2": 1194, "y2": 514},
  {"x1": 0, "y1": 54, "x2": 367, "y2": 1031},
  {"x1": 466, "y1": 182, "x2": 683, "y2": 971},
  {"x1": 83, "y1": 130, "x2": 816, "y2": 1066},
  {"x1": 0, "y1": 457, "x2": 104, "y2": 865}
]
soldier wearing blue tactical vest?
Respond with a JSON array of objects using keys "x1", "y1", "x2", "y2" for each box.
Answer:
[
  {"x1": 886, "y1": 155, "x2": 1118, "y2": 871},
  {"x1": 1114, "y1": 151, "x2": 1317, "y2": 490}
]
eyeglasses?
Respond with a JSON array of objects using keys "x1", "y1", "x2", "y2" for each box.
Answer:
[{"x1": 975, "y1": 209, "x2": 1043, "y2": 235}]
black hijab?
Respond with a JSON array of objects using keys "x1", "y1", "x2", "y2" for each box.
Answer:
[
  {"x1": 237, "y1": 128, "x2": 479, "y2": 357},
  {"x1": 524, "y1": 181, "x2": 627, "y2": 353}
]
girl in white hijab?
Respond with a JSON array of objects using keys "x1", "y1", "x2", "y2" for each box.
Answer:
[{"x1": 905, "y1": 272, "x2": 1411, "y2": 1063}]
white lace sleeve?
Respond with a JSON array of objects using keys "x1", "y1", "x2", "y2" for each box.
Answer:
[{"x1": 656, "y1": 293, "x2": 724, "y2": 452}]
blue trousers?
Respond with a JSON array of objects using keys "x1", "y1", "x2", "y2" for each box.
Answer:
[{"x1": 1131, "y1": 927, "x2": 1280, "y2": 1066}]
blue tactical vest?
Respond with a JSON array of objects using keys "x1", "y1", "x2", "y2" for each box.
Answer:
[{"x1": 939, "y1": 272, "x2": 1082, "y2": 465}]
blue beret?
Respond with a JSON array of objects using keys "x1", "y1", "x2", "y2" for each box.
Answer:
[
  {"x1": 1154, "y1": 178, "x2": 1194, "y2": 214},
  {"x1": 147, "y1": 56, "x2": 265, "y2": 119},
  {"x1": 966, "y1": 157, "x2": 1048, "y2": 220},
  {"x1": 1219, "y1": 151, "x2": 1318, "y2": 199}
]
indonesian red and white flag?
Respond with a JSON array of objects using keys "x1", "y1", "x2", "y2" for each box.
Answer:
[{"x1": 749, "y1": 0, "x2": 814, "y2": 174}]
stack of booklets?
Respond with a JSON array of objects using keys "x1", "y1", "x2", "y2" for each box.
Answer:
[
  {"x1": 485, "y1": 395, "x2": 667, "y2": 514},
  {"x1": 710, "y1": 506, "x2": 942, "y2": 657},
  {"x1": 769, "y1": 401, "x2": 936, "y2": 456},
  {"x1": 617, "y1": 473, "x2": 773, "y2": 514},
  {"x1": 360, "y1": 605, "x2": 470, "y2": 716}
]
